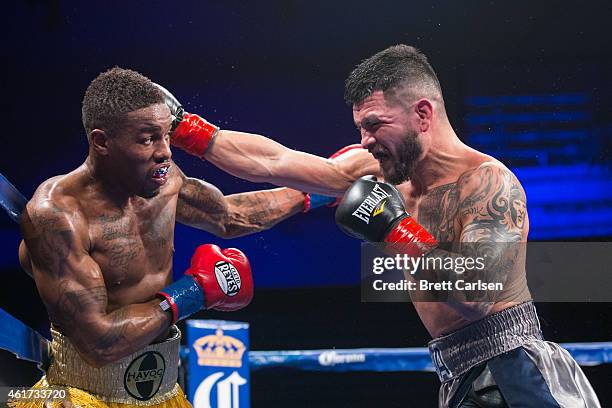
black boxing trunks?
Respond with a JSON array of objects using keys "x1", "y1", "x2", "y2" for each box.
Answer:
[{"x1": 429, "y1": 302, "x2": 601, "y2": 408}]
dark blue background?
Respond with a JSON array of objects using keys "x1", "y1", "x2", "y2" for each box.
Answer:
[
  {"x1": 2, "y1": 1, "x2": 610, "y2": 289},
  {"x1": 1, "y1": 2, "x2": 611, "y2": 405}
]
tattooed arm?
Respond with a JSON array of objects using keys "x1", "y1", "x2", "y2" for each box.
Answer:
[
  {"x1": 455, "y1": 163, "x2": 528, "y2": 316},
  {"x1": 21, "y1": 198, "x2": 171, "y2": 368},
  {"x1": 175, "y1": 166, "x2": 305, "y2": 238},
  {"x1": 421, "y1": 162, "x2": 529, "y2": 319}
]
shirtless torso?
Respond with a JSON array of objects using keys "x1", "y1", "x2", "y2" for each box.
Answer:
[
  {"x1": 396, "y1": 150, "x2": 531, "y2": 337},
  {"x1": 17, "y1": 102, "x2": 313, "y2": 368}
]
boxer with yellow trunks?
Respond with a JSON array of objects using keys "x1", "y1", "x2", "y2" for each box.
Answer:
[{"x1": 12, "y1": 67, "x2": 377, "y2": 407}]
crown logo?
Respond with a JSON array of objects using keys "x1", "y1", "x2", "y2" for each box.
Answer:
[{"x1": 193, "y1": 329, "x2": 246, "y2": 367}]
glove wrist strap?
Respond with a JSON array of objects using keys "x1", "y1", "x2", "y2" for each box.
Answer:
[
  {"x1": 303, "y1": 193, "x2": 336, "y2": 213},
  {"x1": 172, "y1": 113, "x2": 220, "y2": 158},
  {"x1": 157, "y1": 275, "x2": 205, "y2": 323},
  {"x1": 383, "y1": 216, "x2": 438, "y2": 257}
]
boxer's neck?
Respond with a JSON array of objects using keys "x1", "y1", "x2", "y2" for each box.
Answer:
[
  {"x1": 84, "y1": 155, "x2": 139, "y2": 205},
  {"x1": 410, "y1": 119, "x2": 471, "y2": 194}
]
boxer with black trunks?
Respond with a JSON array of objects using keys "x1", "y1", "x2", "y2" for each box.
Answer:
[
  {"x1": 335, "y1": 45, "x2": 601, "y2": 407},
  {"x1": 13, "y1": 68, "x2": 375, "y2": 407}
]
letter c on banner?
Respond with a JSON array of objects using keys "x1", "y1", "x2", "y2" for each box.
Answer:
[{"x1": 194, "y1": 371, "x2": 247, "y2": 408}]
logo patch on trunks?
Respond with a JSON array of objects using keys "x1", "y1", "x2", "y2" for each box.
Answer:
[
  {"x1": 430, "y1": 344, "x2": 452, "y2": 382},
  {"x1": 214, "y1": 261, "x2": 241, "y2": 296},
  {"x1": 124, "y1": 351, "x2": 166, "y2": 400}
]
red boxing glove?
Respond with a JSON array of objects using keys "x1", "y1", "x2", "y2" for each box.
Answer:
[
  {"x1": 186, "y1": 244, "x2": 254, "y2": 311},
  {"x1": 171, "y1": 112, "x2": 220, "y2": 158}
]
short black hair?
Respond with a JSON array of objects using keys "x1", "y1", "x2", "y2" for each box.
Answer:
[
  {"x1": 82, "y1": 67, "x2": 164, "y2": 134},
  {"x1": 344, "y1": 45, "x2": 443, "y2": 106}
]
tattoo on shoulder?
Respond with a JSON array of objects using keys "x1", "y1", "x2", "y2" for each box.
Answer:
[
  {"x1": 417, "y1": 164, "x2": 527, "y2": 244},
  {"x1": 178, "y1": 178, "x2": 227, "y2": 222},
  {"x1": 25, "y1": 204, "x2": 78, "y2": 277},
  {"x1": 458, "y1": 165, "x2": 526, "y2": 243},
  {"x1": 508, "y1": 183, "x2": 527, "y2": 230}
]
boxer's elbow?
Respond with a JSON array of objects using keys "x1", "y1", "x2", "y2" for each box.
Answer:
[
  {"x1": 210, "y1": 204, "x2": 275, "y2": 239},
  {"x1": 217, "y1": 223, "x2": 270, "y2": 240},
  {"x1": 261, "y1": 150, "x2": 291, "y2": 184},
  {"x1": 18, "y1": 240, "x2": 33, "y2": 277},
  {"x1": 215, "y1": 225, "x2": 236, "y2": 239},
  {"x1": 73, "y1": 341, "x2": 116, "y2": 368},
  {"x1": 69, "y1": 323, "x2": 126, "y2": 368},
  {"x1": 77, "y1": 347, "x2": 113, "y2": 368},
  {"x1": 217, "y1": 212, "x2": 271, "y2": 239},
  {"x1": 239, "y1": 160, "x2": 276, "y2": 184},
  {"x1": 212, "y1": 217, "x2": 236, "y2": 239}
]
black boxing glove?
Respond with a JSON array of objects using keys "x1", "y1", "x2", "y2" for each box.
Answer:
[
  {"x1": 335, "y1": 176, "x2": 438, "y2": 257},
  {"x1": 154, "y1": 83, "x2": 184, "y2": 131},
  {"x1": 154, "y1": 83, "x2": 219, "y2": 157}
]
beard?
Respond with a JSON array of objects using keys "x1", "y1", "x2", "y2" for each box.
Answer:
[{"x1": 379, "y1": 132, "x2": 423, "y2": 185}]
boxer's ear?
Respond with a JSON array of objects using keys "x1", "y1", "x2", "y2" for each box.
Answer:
[
  {"x1": 415, "y1": 99, "x2": 433, "y2": 132},
  {"x1": 90, "y1": 129, "x2": 109, "y2": 155}
]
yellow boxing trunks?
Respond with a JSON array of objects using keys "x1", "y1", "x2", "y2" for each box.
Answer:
[{"x1": 9, "y1": 326, "x2": 191, "y2": 408}]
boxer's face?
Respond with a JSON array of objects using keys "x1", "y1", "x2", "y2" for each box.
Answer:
[
  {"x1": 106, "y1": 103, "x2": 173, "y2": 197},
  {"x1": 353, "y1": 90, "x2": 423, "y2": 184}
]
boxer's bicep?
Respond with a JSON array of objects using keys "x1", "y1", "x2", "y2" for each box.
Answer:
[
  {"x1": 451, "y1": 164, "x2": 528, "y2": 315},
  {"x1": 22, "y1": 203, "x2": 171, "y2": 367},
  {"x1": 275, "y1": 147, "x2": 382, "y2": 195},
  {"x1": 176, "y1": 172, "x2": 231, "y2": 235},
  {"x1": 21, "y1": 201, "x2": 98, "y2": 295},
  {"x1": 21, "y1": 203, "x2": 110, "y2": 345},
  {"x1": 44, "y1": 258, "x2": 110, "y2": 350},
  {"x1": 275, "y1": 147, "x2": 381, "y2": 194},
  {"x1": 455, "y1": 164, "x2": 527, "y2": 282},
  {"x1": 457, "y1": 163, "x2": 528, "y2": 244}
]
